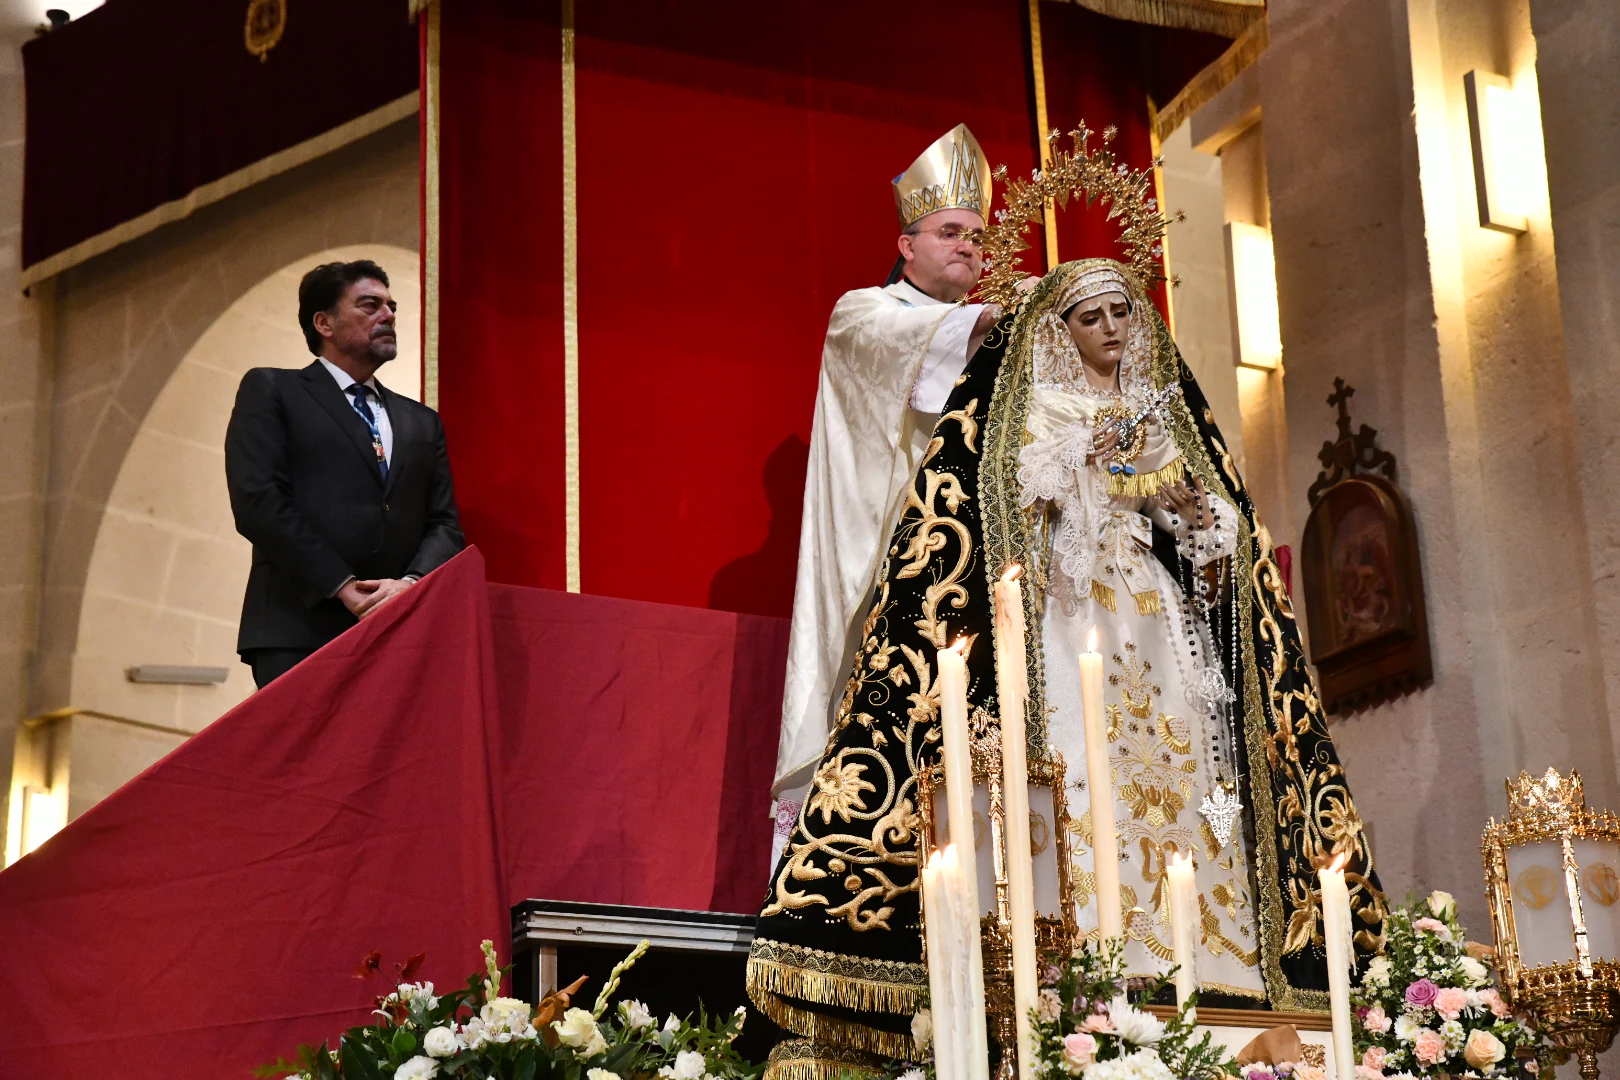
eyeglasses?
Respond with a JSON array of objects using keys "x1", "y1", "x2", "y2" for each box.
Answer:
[{"x1": 907, "y1": 224, "x2": 986, "y2": 249}]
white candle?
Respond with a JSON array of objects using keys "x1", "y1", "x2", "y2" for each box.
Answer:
[
  {"x1": 1165, "y1": 851, "x2": 1197, "y2": 1008},
  {"x1": 936, "y1": 643, "x2": 990, "y2": 1077},
  {"x1": 993, "y1": 568, "x2": 1037, "y2": 1080},
  {"x1": 921, "y1": 855, "x2": 959, "y2": 1080},
  {"x1": 1079, "y1": 627, "x2": 1123, "y2": 945},
  {"x1": 1319, "y1": 853, "x2": 1355, "y2": 1080}
]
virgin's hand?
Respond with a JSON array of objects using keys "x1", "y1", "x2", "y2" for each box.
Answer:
[
  {"x1": 1156, "y1": 476, "x2": 1213, "y2": 529},
  {"x1": 1014, "y1": 275, "x2": 1041, "y2": 295},
  {"x1": 1086, "y1": 422, "x2": 1123, "y2": 466}
]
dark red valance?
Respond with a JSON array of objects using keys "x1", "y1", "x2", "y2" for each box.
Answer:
[{"x1": 21, "y1": 0, "x2": 418, "y2": 279}]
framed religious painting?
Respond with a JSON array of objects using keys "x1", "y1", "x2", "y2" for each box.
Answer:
[{"x1": 1301, "y1": 382, "x2": 1433, "y2": 715}]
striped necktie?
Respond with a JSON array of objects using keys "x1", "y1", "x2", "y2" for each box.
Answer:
[{"x1": 347, "y1": 384, "x2": 388, "y2": 481}]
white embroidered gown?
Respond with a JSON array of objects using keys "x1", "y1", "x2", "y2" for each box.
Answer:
[{"x1": 1017, "y1": 375, "x2": 1267, "y2": 999}]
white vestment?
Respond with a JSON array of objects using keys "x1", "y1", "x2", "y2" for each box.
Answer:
[{"x1": 774, "y1": 280, "x2": 980, "y2": 814}]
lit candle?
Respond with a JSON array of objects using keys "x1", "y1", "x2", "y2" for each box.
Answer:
[
  {"x1": 993, "y1": 567, "x2": 1037, "y2": 1080},
  {"x1": 936, "y1": 642, "x2": 990, "y2": 1075},
  {"x1": 1079, "y1": 627, "x2": 1123, "y2": 945},
  {"x1": 1319, "y1": 853, "x2": 1355, "y2": 1080},
  {"x1": 921, "y1": 854, "x2": 959, "y2": 1080},
  {"x1": 1165, "y1": 850, "x2": 1197, "y2": 1008}
]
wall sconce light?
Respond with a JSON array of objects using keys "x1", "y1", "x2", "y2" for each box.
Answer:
[
  {"x1": 20, "y1": 786, "x2": 67, "y2": 857},
  {"x1": 1224, "y1": 221, "x2": 1282, "y2": 370},
  {"x1": 1465, "y1": 70, "x2": 1536, "y2": 235}
]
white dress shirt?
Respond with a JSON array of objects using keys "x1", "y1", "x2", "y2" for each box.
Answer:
[{"x1": 319, "y1": 356, "x2": 394, "y2": 465}]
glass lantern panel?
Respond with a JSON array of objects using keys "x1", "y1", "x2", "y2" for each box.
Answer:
[
  {"x1": 930, "y1": 779, "x2": 999, "y2": 918},
  {"x1": 1504, "y1": 840, "x2": 1574, "y2": 968},
  {"x1": 1572, "y1": 838, "x2": 1620, "y2": 962},
  {"x1": 1029, "y1": 784, "x2": 1063, "y2": 917}
]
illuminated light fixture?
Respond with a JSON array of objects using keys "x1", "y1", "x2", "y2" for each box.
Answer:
[
  {"x1": 1465, "y1": 70, "x2": 1536, "y2": 234},
  {"x1": 1224, "y1": 221, "x2": 1282, "y2": 370},
  {"x1": 20, "y1": 786, "x2": 66, "y2": 857}
]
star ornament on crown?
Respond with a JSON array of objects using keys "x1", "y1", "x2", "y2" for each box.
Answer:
[{"x1": 974, "y1": 123, "x2": 1185, "y2": 311}]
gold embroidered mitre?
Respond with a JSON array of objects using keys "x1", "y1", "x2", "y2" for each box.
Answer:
[{"x1": 893, "y1": 123, "x2": 993, "y2": 228}]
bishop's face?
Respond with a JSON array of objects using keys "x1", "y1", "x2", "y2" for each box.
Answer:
[{"x1": 897, "y1": 208, "x2": 985, "y2": 303}]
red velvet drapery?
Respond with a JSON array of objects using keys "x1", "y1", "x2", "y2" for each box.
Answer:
[{"x1": 431, "y1": 0, "x2": 1225, "y2": 617}]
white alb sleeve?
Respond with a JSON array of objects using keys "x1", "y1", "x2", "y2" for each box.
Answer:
[{"x1": 909, "y1": 304, "x2": 983, "y2": 411}]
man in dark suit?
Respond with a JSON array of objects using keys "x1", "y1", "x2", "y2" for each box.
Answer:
[{"x1": 225, "y1": 260, "x2": 464, "y2": 688}]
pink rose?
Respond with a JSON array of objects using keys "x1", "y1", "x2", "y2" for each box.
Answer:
[
  {"x1": 1434, "y1": 986, "x2": 1470, "y2": 1020},
  {"x1": 1361, "y1": 1046, "x2": 1386, "y2": 1071},
  {"x1": 1413, "y1": 917, "x2": 1453, "y2": 940},
  {"x1": 1480, "y1": 988, "x2": 1512, "y2": 1019},
  {"x1": 1080, "y1": 1014, "x2": 1113, "y2": 1033},
  {"x1": 1063, "y1": 1032, "x2": 1098, "y2": 1072},
  {"x1": 1413, "y1": 1028, "x2": 1447, "y2": 1067},
  {"x1": 1405, "y1": 978, "x2": 1440, "y2": 1008},
  {"x1": 1355, "y1": 1067, "x2": 1384, "y2": 1080},
  {"x1": 1362, "y1": 1005, "x2": 1391, "y2": 1034}
]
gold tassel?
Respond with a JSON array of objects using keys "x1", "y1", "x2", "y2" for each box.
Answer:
[
  {"x1": 1134, "y1": 590, "x2": 1162, "y2": 616},
  {"x1": 746, "y1": 956, "x2": 923, "y2": 1016},
  {"x1": 1090, "y1": 579, "x2": 1117, "y2": 612},
  {"x1": 1106, "y1": 455, "x2": 1185, "y2": 499}
]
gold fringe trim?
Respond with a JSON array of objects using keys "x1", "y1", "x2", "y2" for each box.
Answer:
[
  {"x1": 746, "y1": 956, "x2": 923, "y2": 1015},
  {"x1": 1059, "y1": 0, "x2": 1262, "y2": 39},
  {"x1": 1106, "y1": 455, "x2": 1185, "y2": 499},
  {"x1": 765, "y1": 1039, "x2": 890, "y2": 1080},
  {"x1": 1153, "y1": 15, "x2": 1270, "y2": 141},
  {"x1": 1090, "y1": 578, "x2": 1118, "y2": 612},
  {"x1": 1134, "y1": 589, "x2": 1162, "y2": 616}
]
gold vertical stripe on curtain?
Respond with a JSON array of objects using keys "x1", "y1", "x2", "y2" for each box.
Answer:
[
  {"x1": 1027, "y1": 0, "x2": 1060, "y2": 268},
  {"x1": 562, "y1": 0, "x2": 582, "y2": 593}
]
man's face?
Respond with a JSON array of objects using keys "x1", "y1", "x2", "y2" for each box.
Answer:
[
  {"x1": 317, "y1": 278, "x2": 398, "y2": 365},
  {"x1": 897, "y1": 208, "x2": 986, "y2": 303}
]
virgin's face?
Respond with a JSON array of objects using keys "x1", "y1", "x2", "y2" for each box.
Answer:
[{"x1": 1063, "y1": 291, "x2": 1131, "y2": 369}]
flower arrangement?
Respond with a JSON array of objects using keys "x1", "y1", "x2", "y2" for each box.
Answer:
[
  {"x1": 1352, "y1": 891, "x2": 1549, "y2": 1080},
  {"x1": 259, "y1": 940, "x2": 761, "y2": 1080},
  {"x1": 1027, "y1": 940, "x2": 1237, "y2": 1080}
]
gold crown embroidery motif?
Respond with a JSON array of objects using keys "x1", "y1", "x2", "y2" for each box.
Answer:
[{"x1": 893, "y1": 124, "x2": 994, "y2": 228}]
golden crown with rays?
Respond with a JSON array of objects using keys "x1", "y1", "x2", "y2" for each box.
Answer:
[{"x1": 975, "y1": 123, "x2": 1184, "y2": 310}]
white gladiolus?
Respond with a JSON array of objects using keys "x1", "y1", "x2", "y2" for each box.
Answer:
[
  {"x1": 423, "y1": 1026, "x2": 462, "y2": 1058},
  {"x1": 620, "y1": 999, "x2": 656, "y2": 1029},
  {"x1": 396, "y1": 1057, "x2": 440, "y2": 1080}
]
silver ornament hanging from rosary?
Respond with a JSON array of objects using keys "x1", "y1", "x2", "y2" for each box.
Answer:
[{"x1": 1200, "y1": 783, "x2": 1243, "y2": 849}]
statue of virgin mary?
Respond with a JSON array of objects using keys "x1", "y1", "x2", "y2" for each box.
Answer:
[{"x1": 747, "y1": 258, "x2": 1386, "y2": 1077}]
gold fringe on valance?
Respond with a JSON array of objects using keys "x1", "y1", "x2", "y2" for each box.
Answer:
[
  {"x1": 1106, "y1": 454, "x2": 1185, "y2": 498},
  {"x1": 746, "y1": 939, "x2": 923, "y2": 1060},
  {"x1": 1151, "y1": 15, "x2": 1270, "y2": 141},
  {"x1": 1056, "y1": 0, "x2": 1263, "y2": 39},
  {"x1": 764, "y1": 1039, "x2": 889, "y2": 1080}
]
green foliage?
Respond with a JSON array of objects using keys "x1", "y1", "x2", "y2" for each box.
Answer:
[{"x1": 260, "y1": 942, "x2": 761, "y2": 1080}]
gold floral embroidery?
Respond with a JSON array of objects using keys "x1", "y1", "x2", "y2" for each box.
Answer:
[{"x1": 808, "y1": 755, "x2": 879, "y2": 824}]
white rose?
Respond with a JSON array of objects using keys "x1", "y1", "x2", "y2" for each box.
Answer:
[
  {"x1": 912, "y1": 1008, "x2": 933, "y2": 1051},
  {"x1": 553, "y1": 1007, "x2": 608, "y2": 1055},
  {"x1": 1456, "y1": 955, "x2": 1489, "y2": 987},
  {"x1": 620, "y1": 999, "x2": 656, "y2": 1029},
  {"x1": 1464, "y1": 1029, "x2": 1507, "y2": 1070},
  {"x1": 396, "y1": 1057, "x2": 440, "y2": 1080},
  {"x1": 671, "y1": 1050, "x2": 708, "y2": 1080},
  {"x1": 483, "y1": 996, "x2": 533, "y2": 1032},
  {"x1": 588, "y1": 1070, "x2": 623, "y2": 1080},
  {"x1": 1428, "y1": 891, "x2": 1457, "y2": 919},
  {"x1": 423, "y1": 1026, "x2": 462, "y2": 1059}
]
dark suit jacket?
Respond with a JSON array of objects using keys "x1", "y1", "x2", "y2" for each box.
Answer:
[{"x1": 225, "y1": 361, "x2": 465, "y2": 654}]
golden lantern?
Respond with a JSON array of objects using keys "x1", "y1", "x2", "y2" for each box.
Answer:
[{"x1": 1483, "y1": 768, "x2": 1620, "y2": 1080}]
